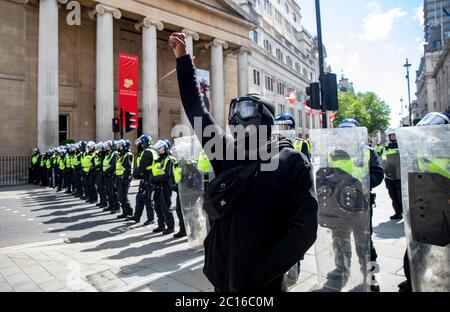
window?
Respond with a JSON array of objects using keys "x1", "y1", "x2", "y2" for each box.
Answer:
[
  {"x1": 286, "y1": 56, "x2": 293, "y2": 68},
  {"x1": 276, "y1": 48, "x2": 283, "y2": 61},
  {"x1": 289, "y1": 108, "x2": 295, "y2": 119},
  {"x1": 265, "y1": 76, "x2": 274, "y2": 91},
  {"x1": 264, "y1": 0, "x2": 272, "y2": 15},
  {"x1": 293, "y1": 13, "x2": 297, "y2": 22},
  {"x1": 310, "y1": 72, "x2": 313, "y2": 81},
  {"x1": 264, "y1": 40, "x2": 272, "y2": 54},
  {"x1": 59, "y1": 115, "x2": 69, "y2": 143},
  {"x1": 253, "y1": 69, "x2": 261, "y2": 86},
  {"x1": 275, "y1": 10, "x2": 282, "y2": 24},
  {"x1": 278, "y1": 104, "x2": 285, "y2": 114},
  {"x1": 303, "y1": 68, "x2": 308, "y2": 77},
  {"x1": 251, "y1": 30, "x2": 258, "y2": 44},
  {"x1": 298, "y1": 110, "x2": 302, "y2": 127},
  {"x1": 286, "y1": 22, "x2": 292, "y2": 34},
  {"x1": 295, "y1": 62, "x2": 301, "y2": 73},
  {"x1": 277, "y1": 82, "x2": 285, "y2": 95},
  {"x1": 284, "y1": 3, "x2": 289, "y2": 13},
  {"x1": 296, "y1": 91, "x2": 302, "y2": 103}
]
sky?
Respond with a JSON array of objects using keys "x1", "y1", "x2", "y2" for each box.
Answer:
[{"x1": 296, "y1": 0, "x2": 424, "y2": 128}]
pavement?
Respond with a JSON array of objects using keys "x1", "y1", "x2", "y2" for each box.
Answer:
[{"x1": 0, "y1": 180, "x2": 406, "y2": 292}]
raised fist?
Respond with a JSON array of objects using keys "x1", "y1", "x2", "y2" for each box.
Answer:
[{"x1": 169, "y1": 32, "x2": 188, "y2": 59}]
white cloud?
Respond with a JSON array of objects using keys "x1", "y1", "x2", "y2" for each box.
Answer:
[
  {"x1": 359, "y1": 3, "x2": 407, "y2": 42},
  {"x1": 414, "y1": 6, "x2": 424, "y2": 26},
  {"x1": 349, "y1": 50, "x2": 361, "y2": 65}
]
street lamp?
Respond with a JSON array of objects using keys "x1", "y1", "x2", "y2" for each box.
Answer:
[
  {"x1": 400, "y1": 97, "x2": 404, "y2": 127},
  {"x1": 403, "y1": 59, "x2": 412, "y2": 126}
]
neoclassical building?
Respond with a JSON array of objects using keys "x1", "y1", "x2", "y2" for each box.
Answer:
[{"x1": 0, "y1": 0, "x2": 255, "y2": 155}]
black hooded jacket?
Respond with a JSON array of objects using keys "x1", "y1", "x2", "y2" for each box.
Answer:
[{"x1": 176, "y1": 54, "x2": 318, "y2": 292}]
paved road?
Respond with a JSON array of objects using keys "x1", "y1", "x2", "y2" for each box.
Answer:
[
  {"x1": 0, "y1": 182, "x2": 178, "y2": 249},
  {"x1": 0, "y1": 180, "x2": 407, "y2": 292}
]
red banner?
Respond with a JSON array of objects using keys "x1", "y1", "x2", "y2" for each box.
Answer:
[{"x1": 118, "y1": 53, "x2": 139, "y2": 129}]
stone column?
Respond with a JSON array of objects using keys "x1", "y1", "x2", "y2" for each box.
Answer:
[
  {"x1": 180, "y1": 29, "x2": 199, "y2": 127},
  {"x1": 89, "y1": 4, "x2": 121, "y2": 142},
  {"x1": 237, "y1": 47, "x2": 250, "y2": 96},
  {"x1": 37, "y1": 0, "x2": 59, "y2": 151},
  {"x1": 136, "y1": 18, "x2": 164, "y2": 140},
  {"x1": 206, "y1": 39, "x2": 228, "y2": 128}
]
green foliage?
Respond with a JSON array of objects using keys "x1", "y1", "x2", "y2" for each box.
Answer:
[
  {"x1": 60, "y1": 139, "x2": 75, "y2": 146},
  {"x1": 335, "y1": 91, "x2": 391, "y2": 135}
]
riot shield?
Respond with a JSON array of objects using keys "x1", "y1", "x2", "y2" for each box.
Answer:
[
  {"x1": 173, "y1": 136, "x2": 208, "y2": 248},
  {"x1": 382, "y1": 150, "x2": 401, "y2": 180},
  {"x1": 310, "y1": 127, "x2": 371, "y2": 292},
  {"x1": 396, "y1": 125, "x2": 450, "y2": 292}
]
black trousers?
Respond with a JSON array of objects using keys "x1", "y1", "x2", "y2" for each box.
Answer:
[
  {"x1": 30, "y1": 166, "x2": 40, "y2": 184},
  {"x1": 82, "y1": 172, "x2": 90, "y2": 198},
  {"x1": 175, "y1": 190, "x2": 186, "y2": 233},
  {"x1": 64, "y1": 170, "x2": 72, "y2": 191},
  {"x1": 57, "y1": 169, "x2": 64, "y2": 190},
  {"x1": 96, "y1": 171, "x2": 107, "y2": 204},
  {"x1": 105, "y1": 174, "x2": 119, "y2": 211},
  {"x1": 88, "y1": 171, "x2": 97, "y2": 201},
  {"x1": 154, "y1": 185, "x2": 174, "y2": 230},
  {"x1": 72, "y1": 168, "x2": 82, "y2": 195},
  {"x1": 116, "y1": 176, "x2": 132, "y2": 216},
  {"x1": 331, "y1": 206, "x2": 377, "y2": 274},
  {"x1": 40, "y1": 168, "x2": 48, "y2": 186},
  {"x1": 134, "y1": 180, "x2": 154, "y2": 222},
  {"x1": 385, "y1": 178, "x2": 403, "y2": 214}
]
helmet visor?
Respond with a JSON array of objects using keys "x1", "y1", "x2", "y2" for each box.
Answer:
[
  {"x1": 417, "y1": 113, "x2": 450, "y2": 126},
  {"x1": 229, "y1": 100, "x2": 259, "y2": 120},
  {"x1": 274, "y1": 120, "x2": 295, "y2": 131}
]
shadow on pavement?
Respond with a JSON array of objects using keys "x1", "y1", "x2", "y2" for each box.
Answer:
[{"x1": 373, "y1": 220, "x2": 405, "y2": 239}]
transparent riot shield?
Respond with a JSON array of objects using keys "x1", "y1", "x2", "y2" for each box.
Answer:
[
  {"x1": 396, "y1": 125, "x2": 450, "y2": 292},
  {"x1": 382, "y1": 149, "x2": 401, "y2": 180},
  {"x1": 173, "y1": 136, "x2": 208, "y2": 248},
  {"x1": 310, "y1": 127, "x2": 371, "y2": 292}
]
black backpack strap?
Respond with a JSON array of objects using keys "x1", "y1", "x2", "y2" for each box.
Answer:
[{"x1": 237, "y1": 161, "x2": 259, "y2": 181}]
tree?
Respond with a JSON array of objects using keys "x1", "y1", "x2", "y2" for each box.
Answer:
[{"x1": 335, "y1": 91, "x2": 390, "y2": 135}]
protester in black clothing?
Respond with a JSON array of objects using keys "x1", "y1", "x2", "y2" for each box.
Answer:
[{"x1": 171, "y1": 33, "x2": 318, "y2": 292}]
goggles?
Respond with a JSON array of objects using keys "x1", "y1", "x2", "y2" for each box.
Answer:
[
  {"x1": 229, "y1": 100, "x2": 261, "y2": 121},
  {"x1": 274, "y1": 120, "x2": 295, "y2": 131}
]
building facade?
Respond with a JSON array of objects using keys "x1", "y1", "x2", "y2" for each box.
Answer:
[
  {"x1": 234, "y1": 0, "x2": 328, "y2": 137},
  {"x1": 0, "y1": 0, "x2": 255, "y2": 156}
]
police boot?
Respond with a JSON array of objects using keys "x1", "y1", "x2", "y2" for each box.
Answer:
[
  {"x1": 370, "y1": 274, "x2": 380, "y2": 292},
  {"x1": 390, "y1": 213, "x2": 403, "y2": 220},
  {"x1": 153, "y1": 226, "x2": 166, "y2": 233},
  {"x1": 144, "y1": 219, "x2": 155, "y2": 226},
  {"x1": 173, "y1": 231, "x2": 187, "y2": 238},
  {"x1": 162, "y1": 228, "x2": 175, "y2": 235}
]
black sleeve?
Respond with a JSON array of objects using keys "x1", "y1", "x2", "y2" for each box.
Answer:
[
  {"x1": 301, "y1": 143, "x2": 311, "y2": 162},
  {"x1": 123, "y1": 154, "x2": 133, "y2": 177},
  {"x1": 152, "y1": 158, "x2": 173, "y2": 184},
  {"x1": 176, "y1": 55, "x2": 231, "y2": 175},
  {"x1": 257, "y1": 161, "x2": 318, "y2": 285},
  {"x1": 138, "y1": 151, "x2": 153, "y2": 177},
  {"x1": 369, "y1": 148, "x2": 384, "y2": 189}
]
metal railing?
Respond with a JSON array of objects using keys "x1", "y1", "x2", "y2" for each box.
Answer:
[{"x1": 0, "y1": 156, "x2": 31, "y2": 187}]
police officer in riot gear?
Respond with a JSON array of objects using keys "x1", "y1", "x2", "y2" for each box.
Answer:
[
  {"x1": 397, "y1": 111, "x2": 450, "y2": 292},
  {"x1": 82, "y1": 141, "x2": 97, "y2": 203},
  {"x1": 151, "y1": 140, "x2": 175, "y2": 235},
  {"x1": 115, "y1": 139, "x2": 134, "y2": 219},
  {"x1": 327, "y1": 119, "x2": 384, "y2": 292},
  {"x1": 274, "y1": 113, "x2": 311, "y2": 161},
  {"x1": 30, "y1": 148, "x2": 41, "y2": 184},
  {"x1": 381, "y1": 130, "x2": 403, "y2": 220},
  {"x1": 56, "y1": 148, "x2": 66, "y2": 192},
  {"x1": 72, "y1": 143, "x2": 83, "y2": 198},
  {"x1": 128, "y1": 135, "x2": 157, "y2": 225},
  {"x1": 94, "y1": 142, "x2": 108, "y2": 208},
  {"x1": 103, "y1": 140, "x2": 119, "y2": 213}
]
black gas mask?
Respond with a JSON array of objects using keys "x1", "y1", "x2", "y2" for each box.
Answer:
[{"x1": 229, "y1": 96, "x2": 274, "y2": 135}]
